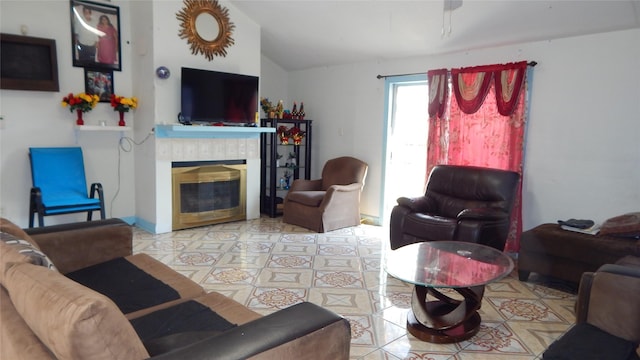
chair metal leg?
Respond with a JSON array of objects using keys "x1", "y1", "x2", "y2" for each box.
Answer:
[
  {"x1": 90, "y1": 183, "x2": 106, "y2": 220},
  {"x1": 29, "y1": 187, "x2": 45, "y2": 228}
]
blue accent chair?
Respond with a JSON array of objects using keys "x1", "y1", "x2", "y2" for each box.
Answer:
[{"x1": 28, "y1": 147, "x2": 105, "y2": 227}]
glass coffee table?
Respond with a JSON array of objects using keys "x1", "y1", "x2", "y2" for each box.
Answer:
[{"x1": 384, "y1": 241, "x2": 514, "y2": 343}]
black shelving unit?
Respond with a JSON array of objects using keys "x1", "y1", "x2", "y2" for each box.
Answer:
[{"x1": 260, "y1": 118, "x2": 312, "y2": 217}]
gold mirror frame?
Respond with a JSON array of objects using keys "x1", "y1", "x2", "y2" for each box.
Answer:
[{"x1": 176, "y1": 0, "x2": 235, "y2": 61}]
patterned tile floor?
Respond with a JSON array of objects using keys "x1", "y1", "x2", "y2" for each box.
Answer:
[{"x1": 132, "y1": 216, "x2": 577, "y2": 360}]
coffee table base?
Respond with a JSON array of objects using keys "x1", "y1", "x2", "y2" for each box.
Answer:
[
  {"x1": 408, "y1": 285, "x2": 485, "y2": 343},
  {"x1": 407, "y1": 309, "x2": 481, "y2": 343}
]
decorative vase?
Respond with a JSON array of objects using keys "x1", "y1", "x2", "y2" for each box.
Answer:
[
  {"x1": 76, "y1": 109, "x2": 84, "y2": 125},
  {"x1": 118, "y1": 111, "x2": 126, "y2": 126}
]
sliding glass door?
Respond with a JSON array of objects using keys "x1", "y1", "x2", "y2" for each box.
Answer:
[{"x1": 381, "y1": 75, "x2": 428, "y2": 226}]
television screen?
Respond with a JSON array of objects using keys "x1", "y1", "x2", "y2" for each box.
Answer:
[{"x1": 180, "y1": 67, "x2": 259, "y2": 124}]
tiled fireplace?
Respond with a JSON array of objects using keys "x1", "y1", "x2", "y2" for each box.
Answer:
[
  {"x1": 171, "y1": 162, "x2": 247, "y2": 230},
  {"x1": 153, "y1": 125, "x2": 274, "y2": 233}
]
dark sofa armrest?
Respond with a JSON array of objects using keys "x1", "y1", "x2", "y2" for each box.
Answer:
[
  {"x1": 457, "y1": 208, "x2": 509, "y2": 221},
  {"x1": 581, "y1": 264, "x2": 640, "y2": 343},
  {"x1": 396, "y1": 196, "x2": 436, "y2": 213},
  {"x1": 150, "y1": 302, "x2": 351, "y2": 360},
  {"x1": 25, "y1": 218, "x2": 133, "y2": 274}
]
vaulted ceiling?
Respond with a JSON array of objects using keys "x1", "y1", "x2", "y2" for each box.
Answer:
[{"x1": 230, "y1": 0, "x2": 640, "y2": 71}]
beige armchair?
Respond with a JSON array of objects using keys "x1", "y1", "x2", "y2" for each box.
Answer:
[{"x1": 283, "y1": 156, "x2": 368, "y2": 232}]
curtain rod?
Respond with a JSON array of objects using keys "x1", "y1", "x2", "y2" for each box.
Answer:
[{"x1": 376, "y1": 61, "x2": 537, "y2": 79}]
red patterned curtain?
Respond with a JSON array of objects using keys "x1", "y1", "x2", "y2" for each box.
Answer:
[
  {"x1": 426, "y1": 69, "x2": 449, "y2": 186},
  {"x1": 428, "y1": 69, "x2": 449, "y2": 118},
  {"x1": 426, "y1": 61, "x2": 528, "y2": 252}
]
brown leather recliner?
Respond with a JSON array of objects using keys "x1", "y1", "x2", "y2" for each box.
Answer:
[
  {"x1": 389, "y1": 165, "x2": 520, "y2": 251},
  {"x1": 283, "y1": 156, "x2": 368, "y2": 233}
]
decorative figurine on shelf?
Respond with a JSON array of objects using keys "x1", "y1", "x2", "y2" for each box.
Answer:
[
  {"x1": 289, "y1": 126, "x2": 305, "y2": 145},
  {"x1": 260, "y1": 97, "x2": 275, "y2": 119},
  {"x1": 283, "y1": 170, "x2": 292, "y2": 189},
  {"x1": 291, "y1": 102, "x2": 299, "y2": 119},
  {"x1": 277, "y1": 125, "x2": 289, "y2": 144},
  {"x1": 276, "y1": 100, "x2": 284, "y2": 119},
  {"x1": 276, "y1": 153, "x2": 283, "y2": 167},
  {"x1": 288, "y1": 152, "x2": 296, "y2": 167},
  {"x1": 298, "y1": 102, "x2": 305, "y2": 120}
]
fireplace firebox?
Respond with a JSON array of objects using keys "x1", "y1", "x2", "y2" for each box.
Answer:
[{"x1": 172, "y1": 162, "x2": 246, "y2": 230}]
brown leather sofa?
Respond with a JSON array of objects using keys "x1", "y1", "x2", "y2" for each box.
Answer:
[
  {"x1": 283, "y1": 156, "x2": 368, "y2": 232},
  {"x1": 389, "y1": 165, "x2": 520, "y2": 251},
  {"x1": 0, "y1": 218, "x2": 351, "y2": 359},
  {"x1": 518, "y1": 223, "x2": 640, "y2": 284},
  {"x1": 543, "y1": 260, "x2": 640, "y2": 359}
]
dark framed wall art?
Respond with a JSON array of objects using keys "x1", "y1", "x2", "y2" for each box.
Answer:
[
  {"x1": 84, "y1": 68, "x2": 113, "y2": 102},
  {"x1": 70, "y1": 0, "x2": 121, "y2": 71},
  {"x1": 0, "y1": 33, "x2": 59, "y2": 91}
]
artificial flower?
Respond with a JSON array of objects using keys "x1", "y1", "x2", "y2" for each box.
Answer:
[
  {"x1": 61, "y1": 92, "x2": 99, "y2": 113},
  {"x1": 110, "y1": 94, "x2": 138, "y2": 112}
]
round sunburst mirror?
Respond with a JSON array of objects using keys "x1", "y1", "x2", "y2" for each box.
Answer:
[{"x1": 176, "y1": 0, "x2": 235, "y2": 61}]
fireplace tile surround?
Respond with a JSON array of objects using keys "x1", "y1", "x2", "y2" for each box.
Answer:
[{"x1": 152, "y1": 124, "x2": 275, "y2": 233}]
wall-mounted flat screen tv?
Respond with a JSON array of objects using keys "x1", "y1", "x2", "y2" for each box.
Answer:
[{"x1": 180, "y1": 67, "x2": 259, "y2": 124}]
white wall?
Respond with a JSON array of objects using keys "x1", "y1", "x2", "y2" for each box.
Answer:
[
  {"x1": 0, "y1": 0, "x2": 261, "y2": 230},
  {"x1": 1, "y1": 0, "x2": 136, "y2": 227},
  {"x1": 287, "y1": 29, "x2": 640, "y2": 229},
  {"x1": 260, "y1": 55, "x2": 288, "y2": 116}
]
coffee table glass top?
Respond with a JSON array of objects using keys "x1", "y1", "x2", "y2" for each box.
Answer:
[{"x1": 384, "y1": 241, "x2": 514, "y2": 288}]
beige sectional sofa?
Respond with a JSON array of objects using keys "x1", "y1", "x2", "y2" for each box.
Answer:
[{"x1": 0, "y1": 218, "x2": 351, "y2": 359}]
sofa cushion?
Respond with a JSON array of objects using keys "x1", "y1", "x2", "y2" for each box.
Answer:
[
  {"x1": 131, "y1": 300, "x2": 236, "y2": 342},
  {"x1": 287, "y1": 191, "x2": 326, "y2": 207},
  {"x1": 404, "y1": 213, "x2": 457, "y2": 240},
  {"x1": 3, "y1": 262, "x2": 149, "y2": 360},
  {"x1": 0, "y1": 287, "x2": 55, "y2": 360},
  {"x1": 543, "y1": 322, "x2": 637, "y2": 360},
  {"x1": 66, "y1": 253, "x2": 205, "y2": 319},
  {"x1": 599, "y1": 212, "x2": 640, "y2": 237},
  {"x1": 132, "y1": 292, "x2": 261, "y2": 357},
  {"x1": 67, "y1": 256, "x2": 180, "y2": 313}
]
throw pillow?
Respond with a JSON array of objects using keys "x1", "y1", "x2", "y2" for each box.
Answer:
[
  {"x1": 599, "y1": 212, "x2": 640, "y2": 237},
  {"x1": 0, "y1": 218, "x2": 36, "y2": 246},
  {"x1": 4, "y1": 262, "x2": 149, "y2": 360},
  {"x1": 0, "y1": 232, "x2": 57, "y2": 271}
]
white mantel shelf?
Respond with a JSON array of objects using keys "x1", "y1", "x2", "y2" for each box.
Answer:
[
  {"x1": 75, "y1": 125, "x2": 132, "y2": 131},
  {"x1": 155, "y1": 124, "x2": 275, "y2": 139}
]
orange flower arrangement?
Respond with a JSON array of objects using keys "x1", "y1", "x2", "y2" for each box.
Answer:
[
  {"x1": 110, "y1": 94, "x2": 138, "y2": 112},
  {"x1": 61, "y1": 92, "x2": 99, "y2": 113}
]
